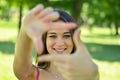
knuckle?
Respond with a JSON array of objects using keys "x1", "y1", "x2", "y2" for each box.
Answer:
[
  {"x1": 54, "y1": 12, "x2": 59, "y2": 16},
  {"x1": 47, "y1": 7, "x2": 53, "y2": 11},
  {"x1": 36, "y1": 4, "x2": 44, "y2": 9}
]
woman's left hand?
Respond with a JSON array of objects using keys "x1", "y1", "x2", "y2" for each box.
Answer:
[{"x1": 37, "y1": 29, "x2": 99, "y2": 80}]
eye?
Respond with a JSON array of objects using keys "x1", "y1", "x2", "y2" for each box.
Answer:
[
  {"x1": 49, "y1": 35, "x2": 57, "y2": 38},
  {"x1": 63, "y1": 35, "x2": 71, "y2": 39}
]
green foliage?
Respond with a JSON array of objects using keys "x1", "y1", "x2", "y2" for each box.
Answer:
[
  {"x1": 81, "y1": 0, "x2": 120, "y2": 35},
  {"x1": 1, "y1": 0, "x2": 120, "y2": 24},
  {"x1": 83, "y1": 0, "x2": 120, "y2": 25}
]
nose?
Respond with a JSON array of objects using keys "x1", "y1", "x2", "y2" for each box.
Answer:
[{"x1": 55, "y1": 39, "x2": 65, "y2": 46}]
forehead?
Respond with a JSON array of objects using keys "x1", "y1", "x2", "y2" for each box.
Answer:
[
  {"x1": 47, "y1": 20, "x2": 70, "y2": 34},
  {"x1": 47, "y1": 28, "x2": 70, "y2": 34}
]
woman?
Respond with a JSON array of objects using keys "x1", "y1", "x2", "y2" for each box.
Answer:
[{"x1": 13, "y1": 4, "x2": 99, "y2": 80}]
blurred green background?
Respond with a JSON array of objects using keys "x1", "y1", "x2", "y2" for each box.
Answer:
[{"x1": 0, "y1": 0, "x2": 120, "y2": 80}]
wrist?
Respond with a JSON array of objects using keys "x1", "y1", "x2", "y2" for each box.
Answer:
[{"x1": 19, "y1": 27, "x2": 33, "y2": 43}]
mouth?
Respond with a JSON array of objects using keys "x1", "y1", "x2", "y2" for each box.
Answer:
[{"x1": 53, "y1": 48, "x2": 67, "y2": 54}]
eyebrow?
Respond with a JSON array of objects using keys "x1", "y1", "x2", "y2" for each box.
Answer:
[
  {"x1": 47, "y1": 33, "x2": 56, "y2": 35},
  {"x1": 47, "y1": 32, "x2": 71, "y2": 35},
  {"x1": 64, "y1": 32, "x2": 71, "y2": 34}
]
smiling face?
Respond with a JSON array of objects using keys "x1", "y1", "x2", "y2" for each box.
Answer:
[{"x1": 46, "y1": 20, "x2": 74, "y2": 54}]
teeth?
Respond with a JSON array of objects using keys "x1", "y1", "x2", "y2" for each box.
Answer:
[
  {"x1": 54, "y1": 48, "x2": 66, "y2": 54},
  {"x1": 56, "y1": 49, "x2": 64, "y2": 51}
]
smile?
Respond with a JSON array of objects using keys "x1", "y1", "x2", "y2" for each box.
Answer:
[{"x1": 53, "y1": 48, "x2": 67, "y2": 54}]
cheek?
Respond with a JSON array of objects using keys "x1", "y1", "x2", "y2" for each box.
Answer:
[
  {"x1": 67, "y1": 41, "x2": 73, "y2": 46},
  {"x1": 66, "y1": 40, "x2": 74, "y2": 50},
  {"x1": 46, "y1": 39, "x2": 54, "y2": 50}
]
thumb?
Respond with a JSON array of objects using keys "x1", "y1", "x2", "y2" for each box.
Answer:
[
  {"x1": 73, "y1": 29, "x2": 87, "y2": 52},
  {"x1": 33, "y1": 36, "x2": 43, "y2": 54},
  {"x1": 73, "y1": 29, "x2": 93, "y2": 60},
  {"x1": 73, "y1": 29, "x2": 81, "y2": 49}
]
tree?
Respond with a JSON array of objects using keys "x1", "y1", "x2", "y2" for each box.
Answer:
[
  {"x1": 16, "y1": 0, "x2": 83, "y2": 30},
  {"x1": 83, "y1": 0, "x2": 120, "y2": 35},
  {"x1": 18, "y1": 0, "x2": 23, "y2": 31},
  {"x1": 0, "y1": 0, "x2": 12, "y2": 21}
]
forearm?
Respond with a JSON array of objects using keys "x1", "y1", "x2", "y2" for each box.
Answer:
[{"x1": 13, "y1": 28, "x2": 34, "y2": 78}]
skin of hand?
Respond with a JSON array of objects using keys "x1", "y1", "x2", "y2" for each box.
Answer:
[
  {"x1": 37, "y1": 29, "x2": 99, "y2": 80},
  {"x1": 21, "y1": 4, "x2": 76, "y2": 54}
]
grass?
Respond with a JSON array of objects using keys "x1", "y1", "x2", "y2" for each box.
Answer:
[
  {"x1": 0, "y1": 53, "x2": 17, "y2": 80},
  {"x1": 80, "y1": 26, "x2": 120, "y2": 80},
  {"x1": 0, "y1": 20, "x2": 18, "y2": 80},
  {"x1": 0, "y1": 20, "x2": 120, "y2": 80}
]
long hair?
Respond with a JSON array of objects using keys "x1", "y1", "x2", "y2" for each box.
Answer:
[{"x1": 36, "y1": 10, "x2": 77, "y2": 69}]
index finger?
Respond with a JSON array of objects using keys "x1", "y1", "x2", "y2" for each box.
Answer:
[
  {"x1": 30, "y1": 4, "x2": 44, "y2": 15},
  {"x1": 48, "y1": 22, "x2": 76, "y2": 30}
]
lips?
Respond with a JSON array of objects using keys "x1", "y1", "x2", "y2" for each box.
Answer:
[{"x1": 53, "y1": 48, "x2": 66, "y2": 54}]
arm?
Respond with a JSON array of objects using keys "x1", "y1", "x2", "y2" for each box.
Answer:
[
  {"x1": 13, "y1": 27, "x2": 36, "y2": 79},
  {"x1": 13, "y1": 4, "x2": 45, "y2": 79}
]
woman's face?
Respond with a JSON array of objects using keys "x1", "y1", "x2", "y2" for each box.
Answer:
[{"x1": 46, "y1": 20, "x2": 73, "y2": 54}]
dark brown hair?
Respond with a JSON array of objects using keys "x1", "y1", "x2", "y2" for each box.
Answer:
[{"x1": 36, "y1": 10, "x2": 77, "y2": 69}]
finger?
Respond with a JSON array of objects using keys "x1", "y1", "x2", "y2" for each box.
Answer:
[
  {"x1": 73, "y1": 30, "x2": 93, "y2": 60},
  {"x1": 73, "y1": 29, "x2": 81, "y2": 49},
  {"x1": 49, "y1": 22, "x2": 76, "y2": 30},
  {"x1": 73, "y1": 29, "x2": 88, "y2": 53},
  {"x1": 37, "y1": 54, "x2": 69, "y2": 62},
  {"x1": 31, "y1": 4, "x2": 44, "y2": 15},
  {"x1": 42, "y1": 12, "x2": 59, "y2": 22},
  {"x1": 33, "y1": 36, "x2": 43, "y2": 54},
  {"x1": 37, "y1": 7, "x2": 53, "y2": 18}
]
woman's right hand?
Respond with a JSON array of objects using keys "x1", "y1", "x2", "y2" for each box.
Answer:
[
  {"x1": 21, "y1": 4, "x2": 76, "y2": 54},
  {"x1": 37, "y1": 29, "x2": 99, "y2": 80}
]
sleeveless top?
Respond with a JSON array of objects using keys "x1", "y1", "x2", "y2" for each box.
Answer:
[{"x1": 36, "y1": 67, "x2": 40, "y2": 80}]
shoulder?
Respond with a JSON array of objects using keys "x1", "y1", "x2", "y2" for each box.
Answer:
[
  {"x1": 36, "y1": 68, "x2": 52, "y2": 80},
  {"x1": 25, "y1": 66, "x2": 38, "y2": 80},
  {"x1": 31, "y1": 67, "x2": 46, "y2": 80},
  {"x1": 27, "y1": 67, "x2": 52, "y2": 80}
]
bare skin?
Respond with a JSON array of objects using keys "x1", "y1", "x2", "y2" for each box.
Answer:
[{"x1": 13, "y1": 4, "x2": 99, "y2": 80}]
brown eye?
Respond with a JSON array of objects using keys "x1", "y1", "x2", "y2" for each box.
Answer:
[
  {"x1": 63, "y1": 35, "x2": 71, "y2": 39},
  {"x1": 49, "y1": 35, "x2": 56, "y2": 39}
]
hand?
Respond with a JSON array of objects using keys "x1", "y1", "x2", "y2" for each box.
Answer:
[
  {"x1": 21, "y1": 4, "x2": 76, "y2": 54},
  {"x1": 37, "y1": 29, "x2": 98, "y2": 80}
]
